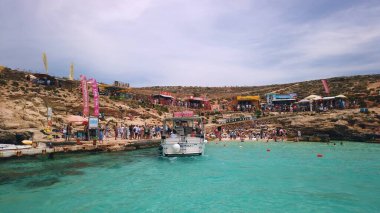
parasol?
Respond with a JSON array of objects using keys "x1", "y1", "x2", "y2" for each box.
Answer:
[
  {"x1": 65, "y1": 115, "x2": 88, "y2": 124},
  {"x1": 335, "y1": 94, "x2": 348, "y2": 99}
]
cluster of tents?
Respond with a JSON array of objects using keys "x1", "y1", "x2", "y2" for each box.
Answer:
[
  {"x1": 296, "y1": 94, "x2": 348, "y2": 111},
  {"x1": 297, "y1": 94, "x2": 348, "y2": 103}
]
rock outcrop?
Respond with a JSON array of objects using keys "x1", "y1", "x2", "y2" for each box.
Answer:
[{"x1": 271, "y1": 109, "x2": 380, "y2": 142}]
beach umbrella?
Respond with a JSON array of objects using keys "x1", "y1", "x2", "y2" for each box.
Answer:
[
  {"x1": 304, "y1": 95, "x2": 322, "y2": 100},
  {"x1": 335, "y1": 94, "x2": 348, "y2": 99},
  {"x1": 322, "y1": 97, "x2": 335, "y2": 100},
  {"x1": 65, "y1": 115, "x2": 87, "y2": 124}
]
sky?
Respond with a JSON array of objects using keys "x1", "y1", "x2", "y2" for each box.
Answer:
[{"x1": 0, "y1": 0, "x2": 379, "y2": 87}]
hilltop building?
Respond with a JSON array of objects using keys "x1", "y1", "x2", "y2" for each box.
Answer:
[{"x1": 114, "y1": 81, "x2": 129, "y2": 88}]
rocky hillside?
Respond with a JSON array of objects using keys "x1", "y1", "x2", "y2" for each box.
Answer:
[
  {"x1": 137, "y1": 74, "x2": 380, "y2": 106},
  {"x1": 0, "y1": 65, "x2": 379, "y2": 143},
  {"x1": 0, "y1": 66, "x2": 165, "y2": 143}
]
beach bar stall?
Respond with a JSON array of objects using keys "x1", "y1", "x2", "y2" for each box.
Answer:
[
  {"x1": 321, "y1": 96, "x2": 335, "y2": 110},
  {"x1": 334, "y1": 94, "x2": 348, "y2": 109},
  {"x1": 186, "y1": 96, "x2": 211, "y2": 110},
  {"x1": 64, "y1": 115, "x2": 88, "y2": 141},
  {"x1": 152, "y1": 92, "x2": 175, "y2": 106},
  {"x1": 296, "y1": 95, "x2": 322, "y2": 112},
  {"x1": 296, "y1": 99, "x2": 311, "y2": 111},
  {"x1": 266, "y1": 93, "x2": 297, "y2": 109},
  {"x1": 233, "y1": 96, "x2": 260, "y2": 112}
]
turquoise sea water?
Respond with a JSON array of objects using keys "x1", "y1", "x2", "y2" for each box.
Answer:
[{"x1": 1, "y1": 141, "x2": 380, "y2": 213}]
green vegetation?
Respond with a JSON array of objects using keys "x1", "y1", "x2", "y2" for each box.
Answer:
[
  {"x1": 140, "y1": 114, "x2": 152, "y2": 119},
  {"x1": 255, "y1": 110, "x2": 262, "y2": 118},
  {"x1": 154, "y1": 105, "x2": 169, "y2": 114},
  {"x1": 11, "y1": 81, "x2": 19, "y2": 87}
]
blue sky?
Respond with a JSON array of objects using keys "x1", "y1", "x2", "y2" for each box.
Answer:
[{"x1": 0, "y1": 0, "x2": 379, "y2": 86}]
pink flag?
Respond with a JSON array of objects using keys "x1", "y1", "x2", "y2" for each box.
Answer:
[
  {"x1": 80, "y1": 75, "x2": 89, "y2": 116},
  {"x1": 321, "y1": 79, "x2": 330, "y2": 94},
  {"x1": 91, "y1": 79, "x2": 100, "y2": 116}
]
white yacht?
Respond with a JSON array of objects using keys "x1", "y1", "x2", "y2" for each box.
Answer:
[{"x1": 160, "y1": 112, "x2": 206, "y2": 156}]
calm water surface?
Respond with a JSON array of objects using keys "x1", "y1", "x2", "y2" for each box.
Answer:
[{"x1": 1, "y1": 141, "x2": 380, "y2": 213}]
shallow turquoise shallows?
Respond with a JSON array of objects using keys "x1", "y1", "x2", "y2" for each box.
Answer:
[{"x1": 1, "y1": 142, "x2": 380, "y2": 213}]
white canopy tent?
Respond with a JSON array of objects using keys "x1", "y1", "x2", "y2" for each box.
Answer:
[
  {"x1": 335, "y1": 94, "x2": 348, "y2": 99},
  {"x1": 304, "y1": 95, "x2": 322, "y2": 101}
]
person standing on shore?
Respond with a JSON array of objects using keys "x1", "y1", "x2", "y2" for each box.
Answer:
[
  {"x1": 279, "y1": 128, "x2": 284, "y2": 142},
  {"x1": 156, "y1": 125, "x2": 162, "y2": 138},
  {"x1": 248, "y1": 132, "x2": 253, "y2": 140},
  {"x1": 84, "y1": 124, "x2": 89, "y2": 141},
  {"x1": 66, "y1": 123, "x2": 72, "y2": 141},
  {"x1": 126, "y1": 125, "x2": 130, "y2": 140},
  {"x1": 99, "y1": 128, "x2": 104, "y2": 144},
  {"x1": 120, "y1": 125, "x2": 124, "y2": 139},
  {"x1": 151, "y1": 126, "x2": 155, "y2": 139},
  {"x1": 133, "y1": 125, "x2": 137, "y2": 139},
  {"x1": 139, "y1": 126, "x2": 144, "y2": 140},
  {"x1": 273, "y1": 129, "x2": 277, "y2": 142},
  {"x1": 129, "y1": 125, "x2": 134, "y2": 140},
  {"x1": 114, "y1": 124, "x2": 118, "y2": 140},
  {"x1": 119, "y1": 125, "x2": 123, "y2": 139},
  {"x1": 296, "y1": 130, "x2": 301, "y2": 142},
  {"x1": 123, "y1": 125, "x2": 128, "y2": 139},
  {"x1": 63, "y1": 125, "x2": 67, "y2": 141},
  {"x1": 144, "y1": 126, "x2": 149, "y2": 139}
]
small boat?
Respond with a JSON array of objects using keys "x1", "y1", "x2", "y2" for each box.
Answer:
[
  {"x1": 22, "y1": 140, "x2": 33, "y2": 145},
  {"x1": 160, "y1": 112, "x2": 206, "y2": 156},
  {"x1": 0, "y1": 144, "x2": 32, "y2": 150}
]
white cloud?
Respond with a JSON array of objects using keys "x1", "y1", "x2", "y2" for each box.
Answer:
[{"x1": 0, "y1": 0, "x2": 379, "y2": 86}]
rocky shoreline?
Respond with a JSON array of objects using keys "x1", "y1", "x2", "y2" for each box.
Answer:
[
  {"x1": 0, "y1": 139, "x2": 160, "y2": 160},
  {"x1": 206, "y1": 108, "x2": 380, "y2": 143}
]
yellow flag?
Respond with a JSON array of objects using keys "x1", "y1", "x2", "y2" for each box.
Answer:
[
  {"x1": 42, "y1": 52, "x2": 48, "y2": 74},
  {"x1": 69, "y1": 63, "x2": 74, "y2": 80}
]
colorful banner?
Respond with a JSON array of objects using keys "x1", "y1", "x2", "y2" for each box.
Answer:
[
  {"x1": 80, "y1": 75, "x2": 89, "y2": 116},
  {"x1": 321, "y1": 79, "x2": 330, "y2": 94},
  {"x1": 91, "y1": 79, "x2": 100, "y2": 116}
]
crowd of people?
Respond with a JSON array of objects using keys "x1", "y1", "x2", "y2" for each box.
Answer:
[
  {"x1": 208, "y1": 120, "x2": 290, "y2": 142},
  {"x1": 109, "y1": 124, "x2": 163, "y2": 141},
  {"x1": 62, "y1": 123, "x2": 163, "y2": 143},
  {"x1": 152, "y1": 98, "x2": 211, "y2": 110},
  {"x1": 261, "y1": 99, "x2": 356, "y2": 113},
  {"x1": 236, "y1": 103, "x2": 257, "y2": 112}
]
